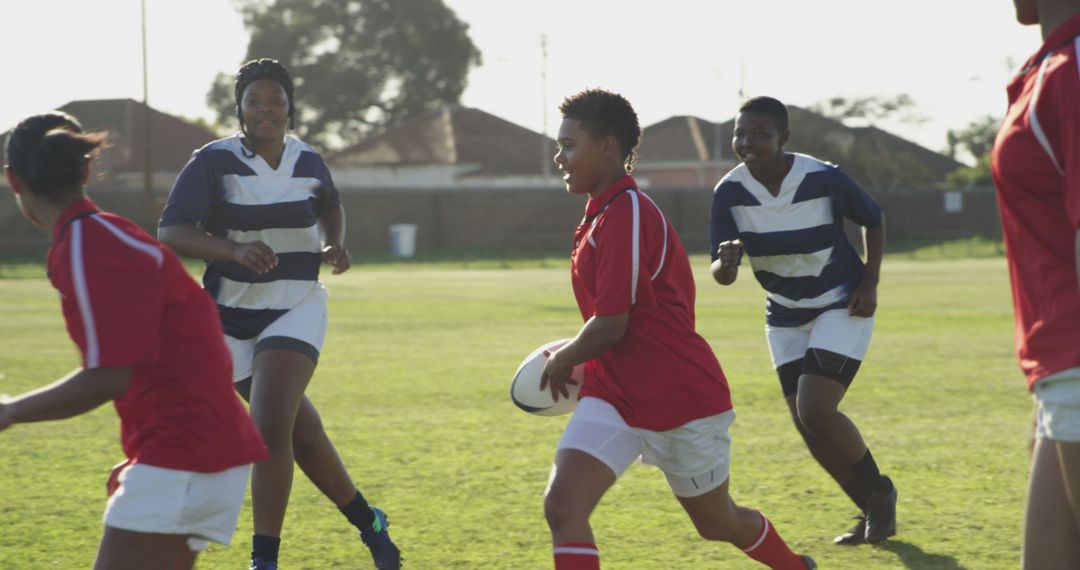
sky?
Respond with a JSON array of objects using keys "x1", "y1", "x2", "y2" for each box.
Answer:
[{"x1": 0, "y1": 1, "x2": 1043, "y2": 164}]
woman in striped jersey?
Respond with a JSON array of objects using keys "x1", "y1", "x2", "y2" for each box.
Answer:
[{"x1": 159, "y1": 59, "x2": 399, "y2": 570}]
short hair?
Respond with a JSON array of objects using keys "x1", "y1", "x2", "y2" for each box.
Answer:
[
  {"x1": 4, "y1": 111, "x2": 106, "y2": 200},
  {"x1": 739, "y1": 96, "x2": 789, "y2": 132},
  {"x1": 559, "y1": 89, "x2": 642, "y2": 172},
  {"x1": 234, "y1": 58, "x2": 296, "y2": 132}
]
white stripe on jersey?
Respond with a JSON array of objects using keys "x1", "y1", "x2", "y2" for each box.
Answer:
[
  {"x1": 90, "y1": 217, "x2": 163, "y2": 267},
  {"x1": 638, "y1": 192, "x2": 669, "y2": 280},
  {"x1": 628, "y1": 190, "x2": 641, "y2": 305},
  {"x1": 748, "y1": 247, "x2": 834, "y2": 278},
  {"x1": 767, "y1": 283, "x2": 848, "y2": 310},
  {"x1": 730, "y1": 196, "x2": 833, "y2": 234},
  {"x1": 227, "y1": 226, "x2": 321, "y2": 254},
  {"x1": 1029, "y1": 56, "x2": 1065, "y2": 175},
  {"x1": 552, "y1": 546, "x2": 599, "y2": 556},
  {"x1": 215, "y1": 278, "x2": 317, "y2": 311},
  {"x1": 69, "y1": 221, "x2": 100, "y2": 368}
]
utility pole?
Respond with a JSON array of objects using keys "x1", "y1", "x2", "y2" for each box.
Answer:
[
  {"x1": 540, "y1": 34, "x2": 551, "y2": 180},
  {"x1": 141, "y1": 0, "x2": 155, "y2": 226}
]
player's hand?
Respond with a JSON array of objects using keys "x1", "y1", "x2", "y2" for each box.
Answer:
[
  {"x1": 847, "y1": 280, "x2": 878, "y2": 317},
  {"x1": 540, "y1": 349, "x2": 578, "y2": 403},
  {"x1": 717, "y1": 239, "x2": 743, "y2": 267},
  {"x1": 321, "y1": 244, "x2": 352, "y2": 275},
  {"x1": 106, "y1": 459, "x2": 130, "y2": 497},
  {"x1": 232, "y1": 241, "x2": 278, "y2": 275}
]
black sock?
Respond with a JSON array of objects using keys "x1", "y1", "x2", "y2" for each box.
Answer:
[
  {"x1": 841, "y1": 479, "x2": 870, "y2": 511},
  {"x1": 853, "y1": 449, "x2": 893, "y2": 494},
  {"x1": 339, "y1": 490, "x2": 376, "y2": 531},
  {"x1": 252, "y1": 534, "x2": 281, "y2": 563}
]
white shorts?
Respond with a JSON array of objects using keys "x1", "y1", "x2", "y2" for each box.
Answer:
[
  {"x1": 556, "y1": 397, "x2": 735, "y2": 498},
  {"x1": 765, "y1": 308, "x2": 874, "y2": 368},
  {"x1": 226, "y1": 284, "x2": 328, "y2": 382},
  {"x1": 103, "y1": 463, "x2": 251, "y2": 551},
  {"x1": 1035, "y1": 368, "x2": 1080, "y2": 443}
]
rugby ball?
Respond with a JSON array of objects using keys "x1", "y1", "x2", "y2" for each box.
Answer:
[{"x1": 510, "y1": 339, "x2": 584, "y2": 416}]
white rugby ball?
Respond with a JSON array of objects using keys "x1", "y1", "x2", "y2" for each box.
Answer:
[{"x1": 510, "y1": 338, "x2": 584, "y2": 416}]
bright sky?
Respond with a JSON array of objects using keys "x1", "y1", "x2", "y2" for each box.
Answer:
[{"x1": 0, "y1": 0, "x2": 1042, "y2": 162}]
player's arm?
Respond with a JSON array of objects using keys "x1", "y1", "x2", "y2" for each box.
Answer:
[
  {"x1": 158, "y1": 224, "x2": 277, "y2": 275},
  {"x1": 0, "y1": 368, "x2": 131, "y2": 432},
  {"x1": 711, "y1": 240, "x2": 743, "y2": 285},
  {"x1": 541, "y1": 312, "x2": 630, "y2": 401},
  {"x1": 849, "y1": 214, "x2": 886, "y2": 317},
  {"x1": 318, "y1": 205, "x2": 351, "y2": 275}
]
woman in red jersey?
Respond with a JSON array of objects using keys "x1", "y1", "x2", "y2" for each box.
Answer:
[
  {"x1": 539, "y1": 89, "x2": 814, "y2": 570},
  {"x1": 0, "y1": 111, "x2": 267, "y2": 570},
  {"x1": 994, "y1": 1, "x2": 1080, "y2": 568}
]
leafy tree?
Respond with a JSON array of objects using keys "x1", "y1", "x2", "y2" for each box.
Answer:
[
  {"x1": 809, "y1": 94, "x2": 927, "y2": 126},
  {"x1": 943, "y1": 116, "x2": 1000, "y2": 190},
  {"x1": 208, "y1": 0, "x2": 481, "y2": 150}
]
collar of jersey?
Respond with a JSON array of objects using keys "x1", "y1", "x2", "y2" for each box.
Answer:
[
  {"x1": 585, "y1": 174, "x2": 637, "y2": 218},
  {"x1": 51, "y1": 197, "x2": 99, "y2": 243}
]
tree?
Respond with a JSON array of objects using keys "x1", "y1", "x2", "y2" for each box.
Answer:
[
  {"x1": 208, "y1": 0, "x2": 481, "y2": 150},
  {"x1": 809, "y1": 94, "x2": 927, "y2": 126},
  {"x1": 943, "y1": 116, "x2": 1000, "y2": 190}
]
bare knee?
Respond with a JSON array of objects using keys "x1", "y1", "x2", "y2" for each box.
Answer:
[{"x1": 796, "y1": 401, "x2": 837, "y2": 435}]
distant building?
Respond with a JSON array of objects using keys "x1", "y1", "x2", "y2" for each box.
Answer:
[
  {"x1": 637, "y1": 106, "x2": 963, "y2": 191},
  {"x1": 0, "y1": 99, "x2": 219, "y2": 190},
  {"x1": 327, "y1": 104, "x2": 559, "y2": 189}
]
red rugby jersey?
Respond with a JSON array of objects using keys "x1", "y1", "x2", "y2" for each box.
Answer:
[
  {"x1": 571, "y1": 175, "x2": 733, "y2": 431},
  {"x1": 992, "y1": 14, "x2": 1080, "y2": 390},
  {"x1": 47, "y1": 198, "x2": 267, "y2": 471}
]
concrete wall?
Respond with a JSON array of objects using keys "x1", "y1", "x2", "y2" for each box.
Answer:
[{"x1": 0, "y1": 186, "x2": 1002, "y2": 258}]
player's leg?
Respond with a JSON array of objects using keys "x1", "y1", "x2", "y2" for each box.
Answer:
[
  {"x1": 657, "y1": 411, "x2": 811, "y2": 569},
  {"x1": 778, "y1": 361, "x2": 861, "y2": 508},
  {"x1": 1023, "y1": 437, "x2": 1080, "y2": 569},
  {"x1": 676, "y1": 482, "x2": 812, "y2": 570},
  {"x1": 1024, "y1": 371, "x2": 1080, "y2": 568},
  {"x1": 796, "y1": 310, "x2": 895, "y2": 544},
  {"x1": 769, "y1": 322, "x2": 864, "y2": 541},
  {"x1": 94, "y1": 527, "x2": 192, "y2": 570},
  {"x1": 246, "y1": 344, "x2": 315, "y2": 566},
  {"x1": 545, "y1": 397, "x2": 641, "y2": 569}
]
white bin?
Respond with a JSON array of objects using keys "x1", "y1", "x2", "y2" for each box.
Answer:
[{"x1": 388, "y1": 224, "x2": 418, "y2": 258}]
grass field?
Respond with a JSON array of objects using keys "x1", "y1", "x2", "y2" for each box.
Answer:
[{"x1": 0, "y1": 253, "x2": 1028, "y2": 569}]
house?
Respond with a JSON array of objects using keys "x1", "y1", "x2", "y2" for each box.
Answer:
[
  {"x1": 637, "y1": 106, "x2": 964, "y2": 191},
  {"x1": 0, "y1": 99, "x2": 220, "y2": 191},
  {"x1": 326, "y1": 104, "x2": 558, "y2": 188}
]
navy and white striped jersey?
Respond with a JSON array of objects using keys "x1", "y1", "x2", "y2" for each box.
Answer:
[
  {"x1": 160, "y1": 134, "x2": 340, "y2": 340},
  {"x1": 710, "y1": 154, "x2": 882, "y2": 327}
]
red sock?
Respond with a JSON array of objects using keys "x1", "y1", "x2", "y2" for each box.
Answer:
[
  {"x1": 553, "y1": 542, "x2": 600, "y2": 570},
  {"x1": 738, "y1": 512, "x2": 806, "y2": 569}
]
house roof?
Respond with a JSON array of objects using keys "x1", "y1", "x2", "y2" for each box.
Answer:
[
  {"x1": 327, "y1": 104, "x2": 556, "y2": 178},
  {"x1": 2, "y1": 99, "x2": 219, "y2": 177},
  {"x1": 639, "y1": 106, "x2": 964, "y2": 188}
]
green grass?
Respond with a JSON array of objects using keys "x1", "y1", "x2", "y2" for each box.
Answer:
[{"x1": 0, "y1": 255, "x2": 1027, "y2": 569}]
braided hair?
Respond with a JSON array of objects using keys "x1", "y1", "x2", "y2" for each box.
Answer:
[
  {"x1": 5, "y1": 111, "x2": 106, "y2": 201},
  {"x1": 558, "y1": 89, "x2": 642, "y2": 173},
  {"x1": 234, "y1": 58, "x2": 296, "y2": 156}
]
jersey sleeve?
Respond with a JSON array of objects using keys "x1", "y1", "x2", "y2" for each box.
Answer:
[
  {"x1": 709, "y1": 183, "x2": 740, "y2": 261},
  {"x1": 592, "y1": 198, "x2": 654, "y2": 316},
  {"x1": 159, "y1": 152, "x2": 216, "y2": 228},
  {"x1": 296, "y1": 150, "x2": 341, "y2": 215},
  {"x1": 58, "y1": 220, "x2": 163, "y2": 369},
  {"x1": 833, "y1": 169, "x2": 883, "y2": 229}
]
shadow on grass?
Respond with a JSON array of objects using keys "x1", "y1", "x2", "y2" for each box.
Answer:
[{"x1": 877, "y1": 540, "x2": 968, "y2": 569}]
